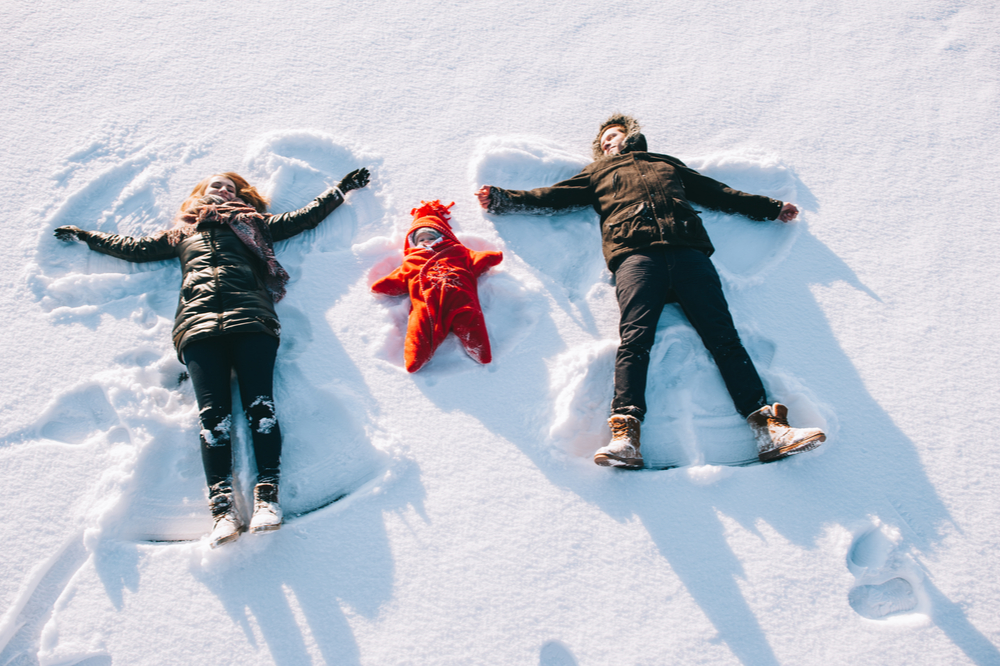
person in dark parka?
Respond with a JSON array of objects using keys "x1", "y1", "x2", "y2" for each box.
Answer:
[
  {"x1": 476, "y1": 114, "x2": 825, "y2": 469},
  {"x1": 55, "y1": 168, "x2": 369, "y2": 546}
]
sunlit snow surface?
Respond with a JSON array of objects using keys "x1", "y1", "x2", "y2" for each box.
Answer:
[{"x1": 2, "y1": 1, "x2": 999, "y2": 665}]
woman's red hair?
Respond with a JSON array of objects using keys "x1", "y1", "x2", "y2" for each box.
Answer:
[{"x1": 176, "y1": 172, "x2": 270, "y2": 218}]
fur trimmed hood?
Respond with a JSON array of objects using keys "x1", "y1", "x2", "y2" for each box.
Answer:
[{"x1": 591, "y1": 113, "x2": 648, "y2": 160}]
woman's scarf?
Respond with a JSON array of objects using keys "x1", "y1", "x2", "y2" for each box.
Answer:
[{"x1": 166, "y1": 199, "x2": 290, "y2": 302}]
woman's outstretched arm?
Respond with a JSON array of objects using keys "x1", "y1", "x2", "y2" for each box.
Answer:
[
  {"x1": 268, "y1": 167, "x2": 371, "y2": 242},
  {"x1": 54, "y1": 226, "x2": 177, "y2": 263}
]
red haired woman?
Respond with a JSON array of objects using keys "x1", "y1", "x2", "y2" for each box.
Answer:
[{"x1": 55, "y1": 167, "x2": 369, "y2": 547}]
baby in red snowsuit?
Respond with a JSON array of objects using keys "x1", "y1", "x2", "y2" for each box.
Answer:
[{"x1": 372, "y1": 200, "x2": 503, "y2": 372}]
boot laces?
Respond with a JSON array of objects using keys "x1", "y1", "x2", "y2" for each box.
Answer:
[
  {"x1": 209, "y1": 481, "x2": 235, "y2": 518},
  {"x1": 610, "y1": 416, "x2": 638, "y2": 440},
  {"x1": 210, "y1": 494, "x2": 233, "y2": 518},
  {"x1": 255, "y1": 483, "x2": 278, "y2": 507},
  {"x1": 769, "y1": 411, "x2": 790, "y2": 428}
]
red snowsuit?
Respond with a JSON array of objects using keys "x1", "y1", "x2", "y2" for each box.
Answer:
[{"x1": 372, "y1": 201, "x2": 503, "y2": 372}]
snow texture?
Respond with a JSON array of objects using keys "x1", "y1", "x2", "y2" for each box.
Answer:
[{"x1": 2, "y1": 1, "x2": 999, "y2": 665}]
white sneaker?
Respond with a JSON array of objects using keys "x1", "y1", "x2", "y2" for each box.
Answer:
[{"x1": 249, "y1": 483, "x2": 283, "y2": 534}]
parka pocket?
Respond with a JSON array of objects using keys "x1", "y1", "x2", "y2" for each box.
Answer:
[
  {"x1": 603, "y1": 202, "x2": 657, "y2": 247},
  {"x1": 670, "y1": 197, "x2": 704, "y2": 236},
  {"x1": 671, "y1": 197, "x2": 702, "y2": 220}
]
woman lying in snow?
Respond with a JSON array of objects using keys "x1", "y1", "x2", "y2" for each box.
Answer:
[
  {"x1": 54, "y1": 168, "x2": 369, "y2": 548},
  {"x1": 372, "y1": 200, "x2": 502, "y2": 372}
]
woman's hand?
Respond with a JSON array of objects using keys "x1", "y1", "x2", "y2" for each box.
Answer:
[
  {"x1": 777, "y1": 202, "x2": 799, "y2": 222},
  {"x1": 475, "y1": 186, "x2": 492, "y2": 209},
  {"x1": 54, "y1": 225, "x2": 84, "y2": 242},
  {"x1": 339, "y1": 168, "x2": 370, "y2": 193}
]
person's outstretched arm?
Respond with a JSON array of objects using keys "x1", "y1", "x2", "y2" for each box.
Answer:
[
  {"x1": 371, "y1": 266, "x2": 409, "y2": 296},
  {"x1": 54, "y1": 226, "x2": 176, "y2": 262},
  {"x1": 776, "y1": 202, "x2": 799, "y2": 222},
  {"x1": 469, "y1": 248, "x2": 503, "y2": 277},
  {"x1": 475, "y1": 169, "x2": 593, "y2": 216},
  {"x1": 677, "y1": 165, "x2": 786, "y2": 222},
  {"x1": 268, "y1": 167, "x2": 371, "y2": 241}
]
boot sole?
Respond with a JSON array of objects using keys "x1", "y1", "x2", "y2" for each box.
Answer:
[
  {"x1": 210, "y1": 530, "x2": 242, "y2": 549},
  {"x1": 758, "y1": 433, "x2": 826, "y2": 463},
  {"x1": 250, "y1": 523, "x2": 282, "y2": 534},
  {"x1": 594, "y1": 452, "x2": 644, "y2": 470}
]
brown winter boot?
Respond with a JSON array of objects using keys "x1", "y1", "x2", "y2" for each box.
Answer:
[
  {"x1": 208, "y1": 480, "x2": 244, "y2": 549},
  {"x1": 747, "y1": 403, "x2": 826, "y2": 463},
  {"x1": 249, "y1": 482, "x2": 283, "y2": 534},
  {"x1": 594, "y1": 414, "x2": 644, "y2": 469}
]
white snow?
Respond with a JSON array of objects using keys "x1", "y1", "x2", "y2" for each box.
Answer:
[{"x1": 2, "y1": 1, "x2": 999, "y2": 664}]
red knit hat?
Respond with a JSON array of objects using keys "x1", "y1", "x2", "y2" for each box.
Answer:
[{"x1": 410, "y1": 200, "x2": 455, "y2": 227}]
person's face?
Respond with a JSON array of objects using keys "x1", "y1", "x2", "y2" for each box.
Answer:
[
  {"x1": 413, "y1": 228, "x2": 439, "y2": 247},
  {"x1": 601, "y1": 126, "x2": 627, "y2": 156},
  {"x1": 205, "y1": 175, "x2": 237, "y2": 202}
]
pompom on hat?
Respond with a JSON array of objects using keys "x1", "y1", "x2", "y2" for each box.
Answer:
[{"x1": 411, "y1": 200, "x2": 455, "y2": 227}]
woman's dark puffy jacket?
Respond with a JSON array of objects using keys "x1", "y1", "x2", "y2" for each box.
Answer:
[
  {"x1": 80, "y1": 189, "x2": 345, "y2": 359},
  {"x1": 487, "y1": 152, "x2": 783, "y2": 272}
]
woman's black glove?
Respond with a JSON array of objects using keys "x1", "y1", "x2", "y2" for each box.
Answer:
[
  {"x1": 54, "y1": 225, "x2": 85, "y2": 242},
  {"x1": 338, "y1": 167, "x2": 370, "y2": 193},
  {"x1": 200, "y1": 194, "x2": 226, "y2": 206}
]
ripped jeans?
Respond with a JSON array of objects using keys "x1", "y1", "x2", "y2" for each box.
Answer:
[{"x1": 183, "y1": 333, "x2": 282, "y2": 488}]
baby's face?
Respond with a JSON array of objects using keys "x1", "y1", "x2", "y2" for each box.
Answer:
[{"x1": 413, "y1": 227, "x2": 441, "y2": 247}]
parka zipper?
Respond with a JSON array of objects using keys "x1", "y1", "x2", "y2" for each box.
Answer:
[
  {"x1": 209, "y1": 228, "x2": 224, "y2": 332},
  {"x1": 631, "y1": 154, "x2": 665, "y2": 242}
]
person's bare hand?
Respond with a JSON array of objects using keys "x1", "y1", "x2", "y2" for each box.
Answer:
[
  {"x1": 475, "y1": 186, "x2": 492, "y2": 209},
  {"x1": 777, "y1": 202, "x2": 799, "y2": 222}
]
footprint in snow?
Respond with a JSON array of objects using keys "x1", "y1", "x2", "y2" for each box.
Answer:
[
  {"x1": 539, "y1": 640, "x2": 580, "y2": 666},
  {"x1": 846, "y1": 520, "x2": 923, "y2": 619}
]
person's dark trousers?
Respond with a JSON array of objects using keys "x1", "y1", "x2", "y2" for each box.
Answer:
[
  {"x1": 611, "y1": 247, "x2": 768, "y2": 421},
  {"x1": 182, "y1": 333, "x2": 283, "y2": 488}
]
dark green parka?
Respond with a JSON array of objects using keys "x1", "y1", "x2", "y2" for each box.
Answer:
[
  {"x1": 487, "y1": 116, "x2": 783, "y2": 272},
  {"x1": 79, "y1": 188, "x2": 345, "y2": 359}
]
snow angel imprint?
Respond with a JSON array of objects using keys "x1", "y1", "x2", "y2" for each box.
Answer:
[
  {"x1": 477, "y1": 114, "x2": 826, "y2": 470},
  {"x1": 54, "y1": 167, "x2": 371, "y2": 548},
  {"x1": 372, "y1": 200, "x2": 503, "y2": 372}
]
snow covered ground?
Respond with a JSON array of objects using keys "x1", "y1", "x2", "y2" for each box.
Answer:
[{"x1": 2, "y1": 1, "x2": 999, "y2": 664}]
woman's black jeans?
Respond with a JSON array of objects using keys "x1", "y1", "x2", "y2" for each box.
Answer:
[
  {"x1": 183, "y1": 333, "x2": 282, "y2": 488},
  {"x1": 611, "y1": 247, "x2": 768, "y2": 421}
]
